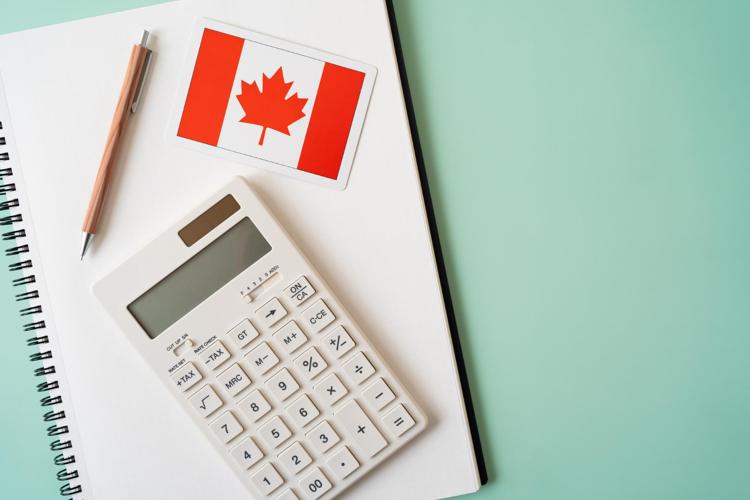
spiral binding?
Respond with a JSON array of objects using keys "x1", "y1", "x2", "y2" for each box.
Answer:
[{"x1": 1, "y1": 121, "x2": 83, "y2": 497}]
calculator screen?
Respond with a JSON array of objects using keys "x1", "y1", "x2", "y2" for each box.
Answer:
[{"x1": 128, "y1": 217, "x2": 271, "y2": 339}]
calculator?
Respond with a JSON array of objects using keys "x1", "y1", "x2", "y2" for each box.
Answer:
[{"x1": 93, "y1": 177, "x2": 426, "y2": 499}]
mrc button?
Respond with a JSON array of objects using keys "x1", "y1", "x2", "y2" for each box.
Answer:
[
  {"x1": 301, "y1": 299, "x2": 336, "y2": 332},
  {"x1": 285, "y1": 276, "x2": 315, "y2": 307}
]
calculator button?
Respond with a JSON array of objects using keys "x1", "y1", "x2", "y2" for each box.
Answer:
[
  {"x1": 238, "y1": 389, "x2": 272, "y2": 422},
  {"x1": 306, "y1": 420, "x2": 340, "y2": 454},
  {"x1": 299, "y1": 467, "x2": 332, "y2": 499},
  {"x1": 286, "y1": 394, "x2": 320, "y2": 428},
  {"x1": 266, "y1": 368, "x2": 300, "y2": 402},
  {"x1": 285, "y1": 276, "x2": 316, "y2": 307},
  {"x1": 362, "y1": 378, "x2": 395, "y2": 411},
  {"x1": 259, "y1": 416, "x2": 293, "y2": 449},
  {"x1": 314, "y1": 373, "x2": 347, "y2": 406},
  {"x1": 301, "y1": 299, "x2": 335, "y2": 333},
  {"x1": 252, "y1": 463, "x2": 284, "y2": 496},
  {"x1": 323, "y1": 326, "x2": 355, "y2": 358},
  {"x1": 189, "y1": 385, "x2": 223, "y2": 417},
  {"x1": 226, "y1": 318, "x2": 259, "y2": 349},
  {"x1": 382, "y1": 404, "x2": 416, "y2": 436},
  {"x1": 335, "y1": 400, "x2": 387, "y2": 458},
  {"x1": 209, "y1": 411, "x2": 244, "y2": 443},
  {"x1": 278, "y1": 441, "x2": 313, "y2": 476},
  {"x1": 274, "y1": 489, "x2": 299, "y2": 500},
  {"x1": 217, "y1": 363, "x2": 251, "y2": 397},
  {"x1": 246, "y1": 342, "x2": 280, "y2": 375},
  {"x1": 230, "y1": 437, "x2": 264, "y2": 469},
  {"x1": 256, "y1": 298, "x2": 287, "y2": 329},
  {"x1": 198, "y1": 340, "x2": 231, "y2": 370},
  {"x1": 171, "y1": 362, "x2": 202, "y2": 392},
  {"x1": 342, "y1": 351, "x2": 376, "y2": 385},
  {"x1": 272, "y1": 321, "x2": 308, "y2": 354},
  {"x1": 327, "y1": 446, "x2": 360, "y2": 480},
  {"x1": 294, "y1": 347, "x2": 327, "y2": 380}
]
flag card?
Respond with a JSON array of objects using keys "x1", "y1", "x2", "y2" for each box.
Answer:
[{"x1": 170, "y1": 19, "x2": 377, "y2": 190}]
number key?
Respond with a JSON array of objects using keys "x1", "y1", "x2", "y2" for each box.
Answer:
[
  {"x1": 305, "y1": 420, "x2": 340, "y2": 454},
  {"x1": 251, "y1": 462, "x2": 284, "y2": 496},
  {"x1": 238, "y1": 389, "x2": 272, "y2": 422},
  {"x1": 266, "y1": 368, "x2": 300, "y2": 402},
  {"x1": 230, "y1": 437, "x2": 264, "y2": 470},
  {"x1": 209, "y1": 411, "x2": 243, "y2": 443},
  {"x1": 277, "y1": 441, "x2": 312, "y2": 476},
  {"x1": 286, "y1": 394, "x2": 320, "y2": 428},
  {"x1": 259, "y1": 416, "x2": 292, "y2": 449},
  {"x1": 299, "y1": 467, "x2": 332, "y2": 499}
]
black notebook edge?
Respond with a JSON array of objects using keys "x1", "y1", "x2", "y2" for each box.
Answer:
[{"x1": 385, "y1": 0, "x2": 489, "y2": 487}]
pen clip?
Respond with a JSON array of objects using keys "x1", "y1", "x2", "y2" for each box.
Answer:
[{"x1": 131, "y1": 49, "x2": 153, "y2": 114}]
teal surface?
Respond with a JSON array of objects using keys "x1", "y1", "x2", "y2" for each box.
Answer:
[{"x1": 2, "y1": 1, "x2": 750, "y2": 499}]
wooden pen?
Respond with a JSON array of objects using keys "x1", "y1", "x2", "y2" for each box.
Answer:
[{"x1": 80, "y1": 30, "x2": 152, "y2": 259}]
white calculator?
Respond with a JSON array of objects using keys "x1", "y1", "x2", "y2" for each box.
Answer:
[{"x1": 93, "y1": 177, "x2": 426, "y2": 499}]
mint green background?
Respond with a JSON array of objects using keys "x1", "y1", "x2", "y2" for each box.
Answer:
[{"x1": 2, "y1": 1, "x2": 749, "y2": 499}]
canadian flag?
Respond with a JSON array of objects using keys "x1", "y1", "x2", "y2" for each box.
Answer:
[{"x1": 177, "y1": 29, "x2": 367, "y2": 180}]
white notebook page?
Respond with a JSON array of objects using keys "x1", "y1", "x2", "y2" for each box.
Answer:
[{"x1": 0, "y1": 1, "x2": 481, "y2": 498}]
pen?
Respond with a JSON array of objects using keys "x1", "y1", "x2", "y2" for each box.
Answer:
[{"x1": 80, "y1": 30, "x2": 153, "y2": 259}]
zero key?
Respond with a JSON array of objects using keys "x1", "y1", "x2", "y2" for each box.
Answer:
[{"x1": 334, "y1": 399, "x2": 387, "y2": 458}]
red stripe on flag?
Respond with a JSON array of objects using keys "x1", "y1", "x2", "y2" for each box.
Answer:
[
  {"x1": 297, "y1": 63, "x2": 365, "y2": 179},
  {"x1": 177, "y1": 29, "x2": 244, "y2": 146}
]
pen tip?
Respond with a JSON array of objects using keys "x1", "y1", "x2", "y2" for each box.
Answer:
[{"x1": 80, "y1": 232, "x2": 94, "y2": 260}]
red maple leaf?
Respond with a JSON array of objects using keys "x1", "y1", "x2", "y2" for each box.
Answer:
[{"x1": 236, "y1": 67, "x2": 308, "y2": 145}]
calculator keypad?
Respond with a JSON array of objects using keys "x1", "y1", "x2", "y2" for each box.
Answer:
[{"x1": 177, "y1": 275, "x2": 423, "y2": 499}]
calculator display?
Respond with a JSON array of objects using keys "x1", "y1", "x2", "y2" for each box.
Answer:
[{"x1": 128, "y1": 217, "x2": 271, "y2": 339}]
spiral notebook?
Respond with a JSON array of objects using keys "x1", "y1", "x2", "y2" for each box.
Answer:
[
  {"x1": 0, "y1": 84, "x2": 88, "y2": 498},
  {"x1": 0, "y1": 1, "x2": 485, "y2": 498}
]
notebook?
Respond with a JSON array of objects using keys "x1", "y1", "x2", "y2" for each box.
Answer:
[
  {"x1": 0, "y1": 1, "x2": 486, "y2": 498},
  {"x1": 0, "y1": 85, "x2": 88, "y2": 498}
]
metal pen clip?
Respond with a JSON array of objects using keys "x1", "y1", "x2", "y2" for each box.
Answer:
[{"x1": 131, "y1": 30, "x2": 153, "y2": 114}]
